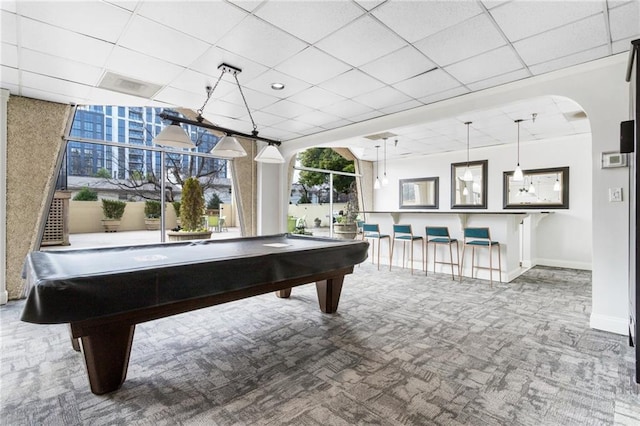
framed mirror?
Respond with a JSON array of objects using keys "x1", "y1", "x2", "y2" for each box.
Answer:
[
  {"x1": 399, "y1": 177, "x2": 439, "y2": 209},
  {"x1": 503, "y1": 166, "x2": 569, "y2": 209},
  {"x1": 451, "y1": 160, "x2": 487, "y2": 209}
]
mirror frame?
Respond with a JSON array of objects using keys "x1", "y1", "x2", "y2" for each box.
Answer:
[
  {"x1": 399, "y1": 177, "x2": 439, "y2": 209},
  {"x1": 451, "y1": 160, "x2": 488, "y2": 209},
  {"x1": 503, "y1": 166, "x2": 569, "y2": 209}
]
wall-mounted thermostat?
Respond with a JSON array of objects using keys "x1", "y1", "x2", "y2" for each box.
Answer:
[{"x1": 601, "y1": 151, "x2": 628, "y2": 168}]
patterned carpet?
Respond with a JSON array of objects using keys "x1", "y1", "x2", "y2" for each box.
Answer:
[{"x1": 1, "y1": 264, "x2": 639, "y2": 425}]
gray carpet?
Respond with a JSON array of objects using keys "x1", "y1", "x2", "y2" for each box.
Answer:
[{"x1": 1, "y1": 264, "x2": 639, "y2": 425}]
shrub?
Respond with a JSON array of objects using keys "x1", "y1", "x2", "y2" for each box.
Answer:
[
  {"x1": 144, "y1": 200, "x2": 161, "y2": 218},
  {"x1": 172, "y1": 201, "x2": 181, "y2": 216},
  {"x1": 73, "y1": 187, "x2": 98, "y2": 201},
  {"x1": 180, "y1": 177, "x2": 205, "y2": 232},
  {"x1": 101, "y1": 199, "x2": 126, "y2": 219}
]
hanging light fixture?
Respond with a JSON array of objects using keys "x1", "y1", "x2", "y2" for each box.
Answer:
[
  {"x1": 153, "y1": 120, "x2": 193, "y2": 149},
  {"x1": 513, "y1": 119, "x2": 524, "y2": 181},
  {"x1": 374, "y1": 145, "x2": 381, "y2": 190},
  {"x1": 382, "y1": 138, "x2": 389, "y2": 186},
  {"x1": 255, "y1": 141, "x2": 285, "y2": 163},
  {"x1": 463, "y1": 121, "x2": 473, "y2": 181},
  {"x1": 156, "y1": 63, "x2": 283, "y2": 160},
  {"x1": 528, "y1": 177, "x2": 536, "y2": 194}
]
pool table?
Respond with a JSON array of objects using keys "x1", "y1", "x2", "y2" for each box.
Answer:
[{"x1": 21, "y1": 234, "x2": 369, "y2": 394}]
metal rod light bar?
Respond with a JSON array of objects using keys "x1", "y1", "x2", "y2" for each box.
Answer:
[
  {"x1": 294, "y1": 166, "x2": 361, "y2": 177},
  {"x1": 158, "y1": 112, "x2": 281, "y2": 147}
]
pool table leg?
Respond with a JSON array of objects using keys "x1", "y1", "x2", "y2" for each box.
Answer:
[
  {"x1": 275, "y1": 288, "x2": 292, "y2": 298},
  {"x1": 316, "y1": 275, "x2": 344, "y2": 313},
  {"x1": 76, "y1": 323, "x2": 136, "y2": 395}
]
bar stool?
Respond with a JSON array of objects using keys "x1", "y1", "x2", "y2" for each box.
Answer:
[
  {"x1": 425, "y1": 226, "x2": 460, "y2": 280},
  {"x1": 461, "y1": 227, "x2": 502, "y2": 286},
  {"x1": 390, "y1": 224, "x2": 423, "y2": 274},
  {"x1": 362, "y1": 223, "x2": 390, "y2": 270}
]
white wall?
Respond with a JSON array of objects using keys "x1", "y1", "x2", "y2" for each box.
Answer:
[
  {"x1": 269, "y1": 53, "x2": 630, "y2": 336},
  {"x1": 372, "y1": 133, "x2": 592, "y2": 270}
]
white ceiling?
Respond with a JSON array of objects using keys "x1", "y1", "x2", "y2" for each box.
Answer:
[{"x1": 1, "y1": 0, "x2": 639, "y2": 161}]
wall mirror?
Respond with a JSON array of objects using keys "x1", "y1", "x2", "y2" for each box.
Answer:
[
  {"x1": 399, "y1": 177, "x2": 439, "y2": 209},
  {"x1": 451, "y1": 160, "x2": 487, "y2": 209},
  {"x1": 503, "y1": 166, "x2": 569, "y2": 209}
]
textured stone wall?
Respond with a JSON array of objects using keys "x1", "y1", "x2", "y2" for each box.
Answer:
[
  {"x1": 6, "y1": 96, "x2": 70, "y2": 299},
  {"x1": 232, "y1": 137, "x2": 257, "y2": 236}
]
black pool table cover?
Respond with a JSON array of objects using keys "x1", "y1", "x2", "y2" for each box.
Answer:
[{"x1": 21, "y1": 233, "x2": 369, "y2": 324}]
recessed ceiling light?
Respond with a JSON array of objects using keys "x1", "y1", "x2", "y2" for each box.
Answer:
[{"x1": 271, "y1": 82, "x2": 285, "y2": 90}]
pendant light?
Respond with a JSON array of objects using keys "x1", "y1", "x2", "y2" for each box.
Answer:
[
  {"x1": 153, "y1": 120, "x2": 193, "y2": 149},
  {"x1": 254, "y1": 142, "x2": 284, "y2": 163},
  {"x1": 210, "y1": 134, "x2": 247, "y2": 158},
  {"x1": 374, "y1": 145, "x2": 381, "y2": 190},
  {"x1": 382, "y1": 138, "x2": 389, "y2": 186},
  {"x1": 513, "y1": 119, "x2": 524, "y2": 181},
  {"x1": 528, "y1": 177, "x2": 536, "y2": 194},
  {"x1": 463, "y1": 121, "x2": 473, "y2": 181}
]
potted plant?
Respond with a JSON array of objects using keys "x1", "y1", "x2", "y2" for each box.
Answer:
[
  {"x1": 333, "y1": 200, "x2": 358, "y2": 239},
  {"x1": 101, "y1": 199, "x2": 126, "y2": 232},
  {"x1": 314, "y1": 217, "x2": 322, "y2": 228},
  {"x1": 167, "y1": 177, "x2": 211, "y2": 241},
  {"x1": 144, "y1": 200, "x2": 161, "y2": 230}
]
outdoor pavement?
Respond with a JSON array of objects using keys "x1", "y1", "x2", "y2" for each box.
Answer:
[{"x1": 41, "y1": 227, "x2": 333, "y2": 250}]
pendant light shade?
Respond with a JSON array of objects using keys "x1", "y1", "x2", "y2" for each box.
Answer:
[
  {"x1": 513, "y1": 119, "x2": 524, "y2": 182},
  {"x1": 382, "y1": 138, "x2": 389, "y2": 186},
  {"x1": 153, "y1": 121, "x2": 194, "y2": 149},
  {"x1": 210, "y1": 135, "x2": 247, "y2": 158},
  {"x1": 254, "y1": 143, "x2": 285, "y2": 163}
]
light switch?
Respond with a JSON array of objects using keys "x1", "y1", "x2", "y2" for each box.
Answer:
[{"x1": 609, "y1": 188, "x2": 623, "y2": 202}]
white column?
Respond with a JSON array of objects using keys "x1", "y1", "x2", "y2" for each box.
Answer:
[{"x1": 1, "y1": 89, "x2": 10, "y2": 304}]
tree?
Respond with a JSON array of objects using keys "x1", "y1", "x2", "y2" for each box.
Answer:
[
  {"x1": 207, "y1": 193, "x2": 222, "y2": 210},
  {"x1": 298, "y1": 148, "x2": 355, "y2": 197},
  {"x1": 73, "y1": 187, "x2": 98, "y2": 201}
]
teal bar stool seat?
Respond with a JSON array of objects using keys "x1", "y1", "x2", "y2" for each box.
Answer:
[
  {"x1": 425, "y1": 226, "x2": 460, "y2": 280},
  {"x1": 362, "y1": 223, "x2": 390, "y2": 270},
  {"x1": 461, "y1": 227, "x2": 502, "y2": 286},
  {"x1": 390, "y1": 224, "x2": 423, "y2": 274}
]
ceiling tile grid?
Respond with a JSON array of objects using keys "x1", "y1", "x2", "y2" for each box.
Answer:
[{"x1": 1, "y1": 0, "x2": 638, "y2": 159}]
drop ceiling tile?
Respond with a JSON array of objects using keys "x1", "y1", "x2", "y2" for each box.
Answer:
[
  {"x1": 19, "y1": 18, "x2": 113, "y2": 68},
  {"x1": 419, "y1": 86, "x2": 470, "y2": 105},
  {"x1": 21, "y1": 71, "x2": 92, "y2": 99},
  {"x1": 372, "y1": 0, "x2": 482, "y2": 43},
  {"x1": 1, "y1": 43, "x2": 17, "y2": 67},
  {"x1": 259, "y1": 126, "x2": 302, "y2": 141},
  {"x1": 21, "y1": 86, "x2": 88, "y2": 106},
  {"x1": 613, "y1": 37, "x2": 639, "y2": 54},
  {"x1": 190, "y1": 47, "x2": 269, "y2": 83},
  {"x1": 154, "y1": 86, "x2": 203, "y2": 109},
  {"x1": 378, "y1": 99, "x2": 422, "y2": 115},
  {"x1": 466, "y1": 68, "x2": 530, "y2": 91},
  {"x1": 90, "y1": 86, "x2": 166, "y2": 107},
  {"x1": 274, "y1": 119, "x2": 317, "y2": 134},
  {"x1": 353, "y1": 86, "x2": 413, "y2": 110},
  {"x1": 490, "y1": 1, "x2": 603, "y2": 42},
  {"x1": 201, "y1": 98, "x2": 248, "y2": 120},
  {"x1": 220, "y1": 86, "x2": 280, "y2": 111},
  {"x1": 608, "y1": 1, "x2": 640, "y2": 41},
  {"x1": 227, "y1": 1, "x2": 264, "y2": 13},
  {"x1": 1, "y1": 10, "x2": 17, "y2": 45},
  {"x1": 118, "y1": 16, "x2": 211, "y2": 67},
  {"x1": 515, "y1": 14, "x2": 608, "y2": 65},
  {"x1": 480, "y1": 1, "x2": 510, "y2": 10},
  {"x1": 445, "y1": 46, "x2": 523, "y2": 84},
  {"x1": 414, "y1": 14, "x2": 507, "y2": 66},
  {"x1": 350, "y1": 109, "x2": 386, "y2": 123},
  {"x1": 0, "y1": 1, "x2": 16, "y2": 12},
  {"x1": 322, "y1": 118, "x2": 354, "y2": 130},
  {"x1": 1, "y1": 65, "x2": 18, "y2": 85},
  {"x1": 255, "y1": 1, "x2": 364, "y2": 44},
  {"x1": 168, "y1": 69, "x2": 236, "y2": 99},
  {"x1": 529, "y1": 45, "x2": 609, "y2": 75},
  {"x1": 315, "y1": 15, "x2": 405, "y2": 67},
  {"x1": 248, "y1": 110, "x2": 287, "y2": 127},
  {"x1": 295, "y1": 110, "x2": 342, "y2": 127},
  {"x1": 287, "y1": 86, "x2": 346, "y2": 110},
  {"x1": 107, "y1": 47, "x2": 185, "y2": 85},
  {"x1": 244, "y1": 69, "x2": 312, "y2": 98},
  {"x1": 137, "y1": 1, "x2": 246, "y2": 44},
  {"x1": 319, "y1": 69, "x2": 385, "y2": 98},
  {"x1": 395, "y1": 68, "x2": 461, "y2": 99},
  {"x1": 21, "y1": 49, "x2": 103, "y2": 86},
  {"x1": 267, "y1": 99, "x2": 314, "y2": 119},
  {"x1": 322, "y1": 99, "x2": 374, "y2": 118},
  {"x1": 360, "y1": 46, "x2": 436, "y2": 84},
  {"x1": 216, "y1": 15, "x2": 307, "y2": 68},
  {"x1": 15, "y1": 1, "x2": 130, "y2": 43},
  {"x1": 276, "y1": 47, "x2": 351, "y2": 85}
]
